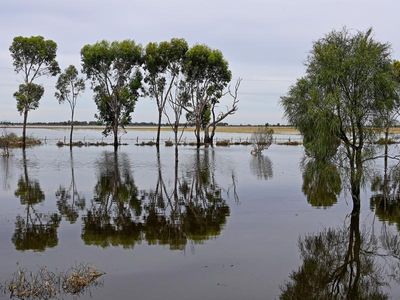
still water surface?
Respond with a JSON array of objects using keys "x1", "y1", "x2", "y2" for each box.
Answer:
[{"x1": 0, "y1": 129, "x2": 399, "y2": 299}]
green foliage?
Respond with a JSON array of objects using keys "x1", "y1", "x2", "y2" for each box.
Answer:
[
  {"x1": 144, "y1": 38, "x2": 188, "y2": 81},
  {"x1": 14, "y1": 83, "x2": 44, "y2": 114},
  {"x1": 81, "y1": 40, "x2": 143, "y2": 137},
  {"x1": 10, "y1": 36, "x2": 60, "y2": 81},
  {"x1": 55, "y1": 65, "x2": 85, "y2": 105},
  {"x1": 183, "y1": 44, "x2": 231, "y2": 104},
  {"x1": 282, "y1": 28, "x2": 397, "y2": 160}
]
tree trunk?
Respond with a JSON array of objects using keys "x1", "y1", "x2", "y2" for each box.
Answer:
[
  {"x1": 22, "y1": 109, "x2": 28, "y2": 149},
  {"x1": 156, "y1": 110, "x2": 162, "y2": 148},
  {"x1": 195, "y1": 124, "x2": 201, "y2": 148},
  {"x1": 70, "y1": 110, "x2": 74, "y2": 149},
  {"x1": 204, "y1": 126, "x2": 212, "y2": 145},
  {"x1": 209, "y1": 123, "x2": 216, "y2": 146},
  {"x1": 351, "y1": 149, "x2": 363, "y2": 211},
  {"x1": 383, "y1": 127, "x2": 389, "y2": 208},
  {"x1": 174, "y1": 128, "x2": 178, "y2": 146},
  {"x1": 113, "y1": 124, "x2": 118, "y2": 151}
]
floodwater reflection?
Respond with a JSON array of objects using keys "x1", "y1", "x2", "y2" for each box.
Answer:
[
  {"x1": 282, "y1": 151, "x2": 400, "y2": 299},
  {"x1": 370, "y1": 163, "x2": 400, "y2": 231},
  {"x1": 12, "y1": 150, "x2": 61, "y2": 251},
  {"x1": 301, "y1": 158, "x2": 341, "y2": 208},
  {"x1": 280, "y1": 208, "x2": 393, "y2": 299},
  {"x1": 250, "y1": 154, "x2": 273, "y2": 180},
  {"x1": 56, "y1": 150, "x2": 85, "y2": 223},
  {"x1": 81, "y1": 149, "x2": 231, "y2": 250},
  {"x1": 81, "y1": 152, "x2": 141, "y2": 248}
]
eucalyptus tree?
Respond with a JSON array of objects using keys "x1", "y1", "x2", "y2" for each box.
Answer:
[
  {"x1": 9, "y1": 36, "x2": 60, "y2": 148},
  {"x1": 81, "y1": 40, "x2": 143, "y2": 151},
  {"x1": 281, "y1": 28, "x2": 398, "y2": 208},
  {"x1": 55, "y1": 65, "x2": 85, "y2": 147},
  {"x1": 143, "y1": 38, "x2": 188, "y2": 147},
  {"x1": 180, "y1": 45, "x2": 232, "y2": 147}
]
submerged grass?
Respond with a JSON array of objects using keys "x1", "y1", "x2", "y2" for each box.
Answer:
[
  {"x1": 56, "y1": 141, "x2": 128, "y2": 147},
  {"x1": 1, "y1": 263, "x2": 104, "y2": 300},
  {"x1": 374, "y1": 137, "x2": 398, "y2": 145},
  {"x1": 0, "y1": 133, "x2": 41, "y2": 148}
]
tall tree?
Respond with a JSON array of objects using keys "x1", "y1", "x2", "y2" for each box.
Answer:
[
  {"x1": 144, "y1": 38, "x2": 188, "y2": 147},
  {"x1": 81, "y1": 40, "x2": 143, "y2": 151},
  {"x1": 180, "y1": 45, "x2": 232, "y2": 147},
  {"x1": 55, "y1": 65, "x2": 85, "y2": 147},
  {"x1": 9, "y1": 36, "x2": 60, "y2": 148},
  {"x1": 281, "y1": 28, "x2": 397, "y2": 208}
]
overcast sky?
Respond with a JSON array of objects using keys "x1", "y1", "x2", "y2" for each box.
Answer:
[{"x1": 0, "y1": 0, "x2": 399, "y2": 124}]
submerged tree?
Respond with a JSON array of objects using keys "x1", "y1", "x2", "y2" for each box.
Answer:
[
  {"x1": 143, "y1": 38, "x2": 188, "y2": 147},
  {"x1": 9, "y1": 36, "x2": 60, "y2": 148},
  {"x1": 55, "y1": 65, "x2": 85, "y2": 147},
  {"x1": 282, "y1": 28, "x2": 398, "y2": 208},
  {"x1": 180, "y1": 44, "x2": 232, "y2": 147},
  {"x1": 81, "y1": 40, "x2": 143, "y2": 151},
  {"x1": 250, "y1": 127, "x2": 274, "y2": 155},
  {"x1": 204, "y1": 78, "x2": 241, "y2": 145}
]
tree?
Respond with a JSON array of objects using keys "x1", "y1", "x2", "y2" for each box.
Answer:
[
  {"x1": 180, "y1": 45, "x2": 232, "y2": 147},
  {"x1": 250, "y1": 127, "x2": 274, "y2": 155},
  {"x1": 204, "y1": 78, "x2": 241, "y2": 145},
  {"x1": 281, "y1": 28, "x2": 398, "y2": 208},
  {"x1": 55, "y1": 65, "x2": 85, "y2": 147},
  {"x1": 143, "y1": 38, "x2": 188, "y2": 147},
  {"x1": 9, "y1": 36, "x2": 60, "y2": 148},
  {"x1": 81, "y1": 40, "x2": 143, "y2": 151}
]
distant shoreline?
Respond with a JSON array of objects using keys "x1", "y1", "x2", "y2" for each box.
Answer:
[{"x1": 3, "y1": 125, "x2": 301, "y2": 135}]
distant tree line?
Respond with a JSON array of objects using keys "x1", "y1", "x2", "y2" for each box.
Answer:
[{"x1": 9, "y1": 36, "x2": 241, "y2": 150}]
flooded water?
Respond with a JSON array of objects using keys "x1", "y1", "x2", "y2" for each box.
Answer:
[{"x1": 1, "y1": 129, "x2": 400, "y2": 299}]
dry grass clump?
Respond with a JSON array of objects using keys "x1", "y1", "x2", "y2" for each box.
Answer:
[
  {"x1": 62, "y1": 264, "x2": 104, "y2": 295},
  {"x1": 2, "y1": 264, "x2": 104, "y2": 299}
]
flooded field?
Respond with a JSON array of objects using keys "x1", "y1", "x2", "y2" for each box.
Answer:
[{"x1": 1, "y1": 129, "x2": 400, "y2": 299}]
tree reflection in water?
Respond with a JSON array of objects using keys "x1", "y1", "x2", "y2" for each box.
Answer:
[
  {"x1": 281, "y1": 152, "x2": 400, "y2": 299},
  {"x1": 301, "y1": 158, "x2": 341, "y2": 208},
  {"x1": 55, "y1": 150, "x2": 85, "y2": 223},
  {"x1": 81, "y1": 152, "x2": 141, "y2": 248},
  {"x1": 12, "y1": 150, "x2": 61, "y2": 251},
  {"x1": 280, "y1": 208, "x2": 392, "y2": 299},
  {"x1": 82, "y1": 149, "x2": 232, "y2": 250},
  {"x1": 370, "y1": 162, "x2": 400, "y2": 231},
  {"x1": 250, "y1": 154, "x2": 273, "y2": 180}
]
